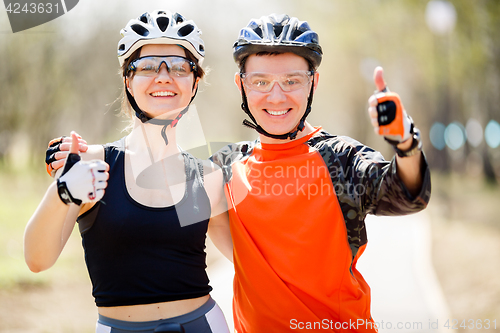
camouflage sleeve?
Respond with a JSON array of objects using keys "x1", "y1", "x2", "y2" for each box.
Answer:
[
  {"x1": 368, "y1": 154, "x2": 431, "y2": 216},
  {"x1": 209, "y1": 141, "x2": 255, "y2": 183},
  {"x1": 335, "y1": 136, "x2": 431, "y2": 216}
]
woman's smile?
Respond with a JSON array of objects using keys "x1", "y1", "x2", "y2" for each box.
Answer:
[
  {"x1": 150, "y1": 90, "x2": 177, "y2": 97},
  {"x1": 126, "y1": 44, "x2": 198, "y2": 119}
]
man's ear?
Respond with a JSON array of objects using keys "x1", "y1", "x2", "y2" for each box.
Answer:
[
  {"x1": 234, "y1": 72, "x2": 243, "y2": 93},
  {"x1": 313, "y1": 71, "x2": 320, "y2": 94}
]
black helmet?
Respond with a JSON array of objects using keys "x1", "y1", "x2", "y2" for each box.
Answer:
[
  {"x1": 233, "y1": 14, "x2": 322, "y2": 70},
  {"x1": 233, "y1": 14, "x2": 322, "y2": 141}
]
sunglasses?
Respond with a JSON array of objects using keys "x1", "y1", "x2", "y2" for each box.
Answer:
[
  {"x1": 240, "y1": 71, "x2": 314, "y2": 93},
  {"x1": 127, "y1": 56, "x2": 197, "y2": 77}
]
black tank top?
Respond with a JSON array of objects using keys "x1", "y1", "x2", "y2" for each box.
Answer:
[{"x1": 77, "y1": 138, "x2": 212, "y2": 307}]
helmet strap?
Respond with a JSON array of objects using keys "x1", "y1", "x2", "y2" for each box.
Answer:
[
  {"x1": 125, "y1": 82, "x2": 198, "y2": 145},
  {"x1": 240, "y1": 76, "x2": 315, "y2": 141}
]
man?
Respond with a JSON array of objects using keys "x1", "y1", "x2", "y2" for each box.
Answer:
[{"x1": 210, "y1": 14, "x2": 430, "y2": 332}]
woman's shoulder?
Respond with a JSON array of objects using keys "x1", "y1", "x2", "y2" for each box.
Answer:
[
  {"x1": 199, "y1": 159, "x2": 225, "y2": 214},
  {"x1": 80, "y1": 137, "x2": 126, "y2": 162},
  {"x1": 80, "y1": 144, "x2": 105, "y2": 162}
]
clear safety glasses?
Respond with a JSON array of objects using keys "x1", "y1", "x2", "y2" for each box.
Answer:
[
  {"x1": 127, "y1": 56, "x2": 197, "y2": 77},
  {"x1": 240, "y1": 71, "x2": 314, "y2": 93}
]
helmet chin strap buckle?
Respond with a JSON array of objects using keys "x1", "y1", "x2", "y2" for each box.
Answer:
[
  {"x1": 288, "y1": 120, "x2": 306, "y2": 140},
  {"x1": 135, "y1": 110, "x2": 150, "y2": 124},
  {"x1": 240, "y1": 105, "x2": 307, "y2": 141},
  {"x1": 126, "y1": 89, "x2": 182, "y2": 146},
  {"x1": 242, "y1": 119, "x2": 258, "y2": 130},
  {"x1": 125, "y1": 83, "x2": 198, "y2": 146},
  {"x1": 242, "y1": 118, "x2": 305, "y2": 141}
]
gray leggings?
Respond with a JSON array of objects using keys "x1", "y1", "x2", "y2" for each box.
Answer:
[{"x1": 95, "y1": 297, "x2": 229, "y2": 333}]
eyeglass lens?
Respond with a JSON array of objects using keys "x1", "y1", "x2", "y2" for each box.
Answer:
[
  {"x1": 242, "y1": 71, "x2": 313, "y2": 92},
  {"x1": 129, "y1": 56, "x2": 195, "y2": 77}
]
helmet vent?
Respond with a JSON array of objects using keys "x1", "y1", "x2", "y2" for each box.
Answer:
[
  {"x1": 174, "y1": 13, "x2": 184, "y2": 24},
  {"x1": 118, "y1": 11, "x2": 205, "y2": 67},
  {"x1": 254, "y1": 26, "x2": 263, "y2": 38},
  {"x1": 131, "y1": 24, "x2": 149, "y2": 36},
  {"x1": 273, "y1": 25, "x2": 283, "y2": 38},
  {"x1": 291, "y1": 29, "x2": 304, "y2": 41},
  {"x1": 139, "y1": 13, "x2": 148, "y2": 24},
  {"x1": 157, "y1": 17, "x2": 169, "y2": 32},
  {"x1": 178, "y1": 24, "x2": 194, "y2": 37}
]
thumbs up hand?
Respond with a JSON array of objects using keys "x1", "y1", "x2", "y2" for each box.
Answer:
[
  {"x1": 368, "y1": 66, "x2": 413, "y2": 143},
  {"x1": 56, "y1": 132, "x2": 109, "y2": 205}
]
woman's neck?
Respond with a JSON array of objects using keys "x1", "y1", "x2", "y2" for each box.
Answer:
[
  {"x1": 127, "y1": 117, "x2": 181, "y2": 161},
  {"x1": 126, "y1": 117, "x2": 184, "y2": 185}
]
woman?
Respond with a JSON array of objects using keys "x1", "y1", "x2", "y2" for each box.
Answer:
[{"x1": 25, "y1": 10, "x2": 232, "y2": 333}]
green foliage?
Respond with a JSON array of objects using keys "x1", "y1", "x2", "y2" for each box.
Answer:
[
  {"x1": 0, "y1": 170, "x2": 87, "y2": 290},
  {"x1": 0, "y1": 170, "x2": 50, "y2": 289}
]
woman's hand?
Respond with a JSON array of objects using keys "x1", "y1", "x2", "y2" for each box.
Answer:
[{"x1": 56, "y1": 132, "x2": 109, "y2": 205}]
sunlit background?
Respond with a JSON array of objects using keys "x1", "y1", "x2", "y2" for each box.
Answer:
[{"x1": 0, "y1": 0, "x2": 499, "y2": 332}]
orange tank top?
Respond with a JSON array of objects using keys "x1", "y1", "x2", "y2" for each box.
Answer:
[{"x1": 225, "y1": 128, "x2": 378, "y2": 332}]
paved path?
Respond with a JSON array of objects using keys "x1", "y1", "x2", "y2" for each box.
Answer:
[
  {"x1": 357, "y1": 212, "x2": 451, "y2": 333},
  {"x1": 207, "y1": 256, "x2": 235, "y2": 332},
  {"x1": 207, "y1": 211, "x2": 450, "y2": 332}
]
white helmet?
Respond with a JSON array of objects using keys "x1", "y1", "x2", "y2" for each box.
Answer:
[{"x1": 117, "y1": 10, "x2": 205, "y2": 67}]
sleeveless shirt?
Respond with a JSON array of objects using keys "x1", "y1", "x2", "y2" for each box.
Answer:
[{"x1": 77, "y1": 138, "x2": 212, "y2": 307}]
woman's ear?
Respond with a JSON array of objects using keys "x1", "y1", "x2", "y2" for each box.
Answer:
[
  {"x1": 192, "y1": 77, "x2": 200, "y2": 97},
  {"x1": 125, "y1": 77, "x2": 133, "y2": 97}
]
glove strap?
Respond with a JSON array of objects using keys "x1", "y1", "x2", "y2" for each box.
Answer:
[
  {"x1": 386, "y1": 126, "x2": 422, "y2": 158},
  {"x1": 57, "y1": 153, "x2": 83, "y2": 205},
  {"x1": 56, "y1": 179, "x2": 82, "y2": 205}
]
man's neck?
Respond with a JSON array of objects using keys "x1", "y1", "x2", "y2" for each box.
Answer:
[{"x1": 259, "y1": 122, "x2": 316, "y2": 144}]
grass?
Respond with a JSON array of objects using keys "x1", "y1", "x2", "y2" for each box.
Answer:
[
  {"x1": 0, "y1": 168, "x2": 88, "y2": 291},
  {"x1": 0, "y1": 167, "x2": 95, "y2": 331},
  {"x1": 0, "y1": 169, "x2": 47, "y2": 289},
  {"x1": 428, "y1": 171, "x2": 500, "y2": 330}
]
